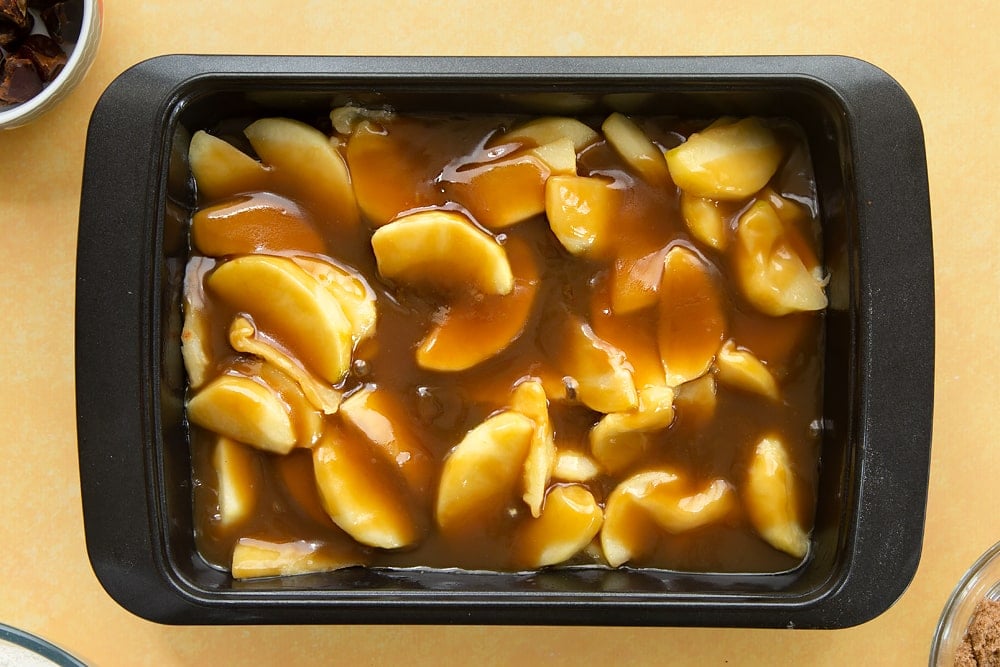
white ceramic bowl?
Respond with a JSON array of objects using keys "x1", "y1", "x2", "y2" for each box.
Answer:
[{"x1": 0, "y1": 0, "x2": 102, "y2": 130}]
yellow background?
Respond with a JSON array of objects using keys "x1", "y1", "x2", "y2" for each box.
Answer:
[{"x1": 1, "y1": 1, "x2": 997, "y2": 664}]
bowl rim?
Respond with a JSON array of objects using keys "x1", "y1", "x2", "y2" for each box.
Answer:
[{"x1": 0, "y1": 0, "x2": 101, "y2": 129}]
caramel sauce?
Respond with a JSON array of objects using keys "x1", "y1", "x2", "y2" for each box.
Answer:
[{"x1": 187, "y1": 113, "x2": 823, "y2": 575}]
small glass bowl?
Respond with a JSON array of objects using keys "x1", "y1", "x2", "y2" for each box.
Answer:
[
  {"x1": 930, "y1": 540, "x2": 1000, "y2": 666},
  {"x1": 0, "y1": 0, "x2": 102, "y2": 130}
]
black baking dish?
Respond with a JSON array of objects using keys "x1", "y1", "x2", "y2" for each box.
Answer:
[{"x1": 75, "y1": 55, "x2": 933, "y2": 627}]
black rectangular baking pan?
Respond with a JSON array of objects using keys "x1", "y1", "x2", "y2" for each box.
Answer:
[{"x1": 75, "y1": 55, "x2": 933, "y2": 627}]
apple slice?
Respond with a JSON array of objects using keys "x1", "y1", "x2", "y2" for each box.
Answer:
[
  {"x1": 371, "y1": 210, "x2": 513, "y2": 295},
  {"x1": 191, "y1": 192, "x2": 326, "y2": 256},
  {"x1": 228, "y1": 317, "x2": 342, "y2": 415},
  {"x1": 525, "y1": 137, "x2": 577, "y2": 176},
  {"x1": 496, "y1": 116, "x2": 600, "y2": 152},
  {"x1": 715, "y1": 339, "x2": 780, "y2": 401},
  {"x1": 339, "y1": 385, "x2": 435, "y2": 499},
  {"x1": 680, "y1": 193, "x2": 728, "y2": 251},
  {"x1": 441, "y1": 132, "x2": 577, "y2": 230},
  {"x1": 255, "y1": 361, "x2": 325, "y2": 449},
  {"x1": 292, "y1": 257, "x2": 377, "y2": 344},
  {"x1": 551, "y1": 450, "x2": 601, "y2": 483},
  {"x1": 733, "y1": 199, "x2": 828, "y2": 316},
  {"x1": 186, "y1": 374, "x2": 296, "y2": 454},
  {"x1": 545, "y1": 175, "x2": 620, "y2": 258},
  {"x1": 447, "y1": 156, "x2": 550, "y2": 229},
  {"x1": 602, "y1": 112, "x2": 670, "y2": 184},
  {"x1": 313, "y1": 427, "x2": 422, "y2": 549},
  {"x1": 744, "y1": 435, "x2": 810, "y2": 558},
  {"x1": 273, "y1": 449, "x2": 338, "y2": 528},
  {"x1": 510, "y1": 379, "x2": 556, "y2": 518},
  {"x1": 188, "y1": 130, "x2": 270, "y2": 203},
  {"x1": 435, "y1": 411, "x2": 534, "y2": 531},
  {"x1": 329, "y1": 105, "x2": 394, "y2": 136},
  {"x1": 181, "y1": 257, "x2": 215, "y2": 389},
  {"x1": 589, "y1": 385, "x2": 675, "y2": 474},
  {"x1": 601, "y1": 472, "x2": 667, "y2": 567},
  {"x1": 206, "y1": 255, "x2": 354, "y2": 384},
  {"x1": 231, "y1": 538, "x2": 367, "y2": 580},
  {"x1": 601, "y1": 470, "x2": 735, "y2": 566},
  {"x1": 415, "y1": 236, "x2": 538, "y2": 371},
  {"x1": 664, "y1": 117, "x2": 783, "y2": 200},
  {"x1": 672, "y1": 373, "x2": 717, "y2": 429},
  {"x1": 640, "y1": 477, "x2": 736, "y2": 534},
  {"x1": 554, "y1": 315, "x2": 638, "y2": 414},
  {"x1": 212, "y1": 436, "x2": 260, "y2": 528},
  {"x1": 610, "y1": 247, "x2": 669, "y2": 315},
  {"x1": 658, "y1": 246, "x2": 726, "y2": 386},
  {"x1": 345, "y1": 120, "x2": 426, "y2": 227},
  {"x1": 513, "y1": 485, "x2": 603, "y2": 568},
  {"x1": 243, "y1": 117, "x2": 359, "y2": 227},
  {"x1": 590, "y1": 278, "x2": 665, "y2": 390}
]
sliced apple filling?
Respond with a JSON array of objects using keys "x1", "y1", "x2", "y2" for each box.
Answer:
[
  {"x1": 512, "y1": 485, "x2": 603, "y2": 569},
  {"x1": 189, "y1": 117, "x2": 359, "y2": 229},
  {"x1": 733, "y1": 199, "x2": 828, "y2": 316},
  {"x1": 545, "y1": 175, "x2": 620, "y2": 258},
  {"x1": 658, "y1": 246, "x2": 726, "y2": 386},
  {"x1": 339, "y1": 385, "x2": 435, "y2": 500},
  {"x1": 510, "y1": 379, "x2": 556, "y2": 519},
  {"x1": 589, "y1": 385, "x2": 675, "y2": 474},
  {"x1": 181, "y1": 257, "x2": 215, "y2": 390},
  {"x1": 313, "y1": 427, "x2": 422, "y2": 549},
  {"x1": 664, "y1": 117, "x2": 783, "y2": 200},
  {"x1": 601, "y1": 471, "x2": 735, "y2": 567},
  {"x1": 243, "y1": 117, "x2": 359, "y2": 228},
  {"x1": 212, "y1": 436, "x2": 260, "y2": 528},
  {"x1": 414, "y1": 236, "x2": 539, "y2": 372},
  {"x1": 191, "y1": 192, "x2": 326, "y2": 257},
  {"x1": 345, "y1": 119, "x2": 427, "y2": 227},
  {"x1": 184, "y1": 111, "x2": 825, "y2": 575},
  {"x1": 206, "y1": 255, "x2": 355, "y2": 384},
  {"x1": 715, "y1": 339, "x2": 780, "y2": 401},
  {"x1": 228, "y1": 316, "x2": 342, "y2": 415},
  {"x1": 552, "y1": 315, "x2": 638, "y2": 414},
  {"x1": 744, "y1": 435, "x2": 811, "y2": 558},
  {"x1": 680, "y1": 193, "x2": 728, "y2": 251},
  {"x1": 551, "y1": 449, "x2": 601, "y2": 483},
  {"x1": 186, "y1": 373, "x2": 297, "y2": 455},
  {"x1": 188, "y1": 130, "x2": 270, "y2": 203},
  {"x1": 442, "y1": 135, "x2": 578, "y2": 229},
  {"x1": 371, "y1": 209, "x2": 514, "y2": 296},
  {"x1": 493, "y1": 116, "x2": 600, "y2": 153},
  {"x1": 602, "y1": 112, "x2": 670, "y2": 184},
  {"x1": 231, "y1": 538, "x2": 368, "y2": 580},
  {"x1": 435, "y1": 411, "x2": 535, "y2": 531}
]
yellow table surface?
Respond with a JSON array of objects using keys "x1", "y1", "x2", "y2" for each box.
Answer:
[{"x1": 1, "y1": 0, "x2": 997, "y2": 664}]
